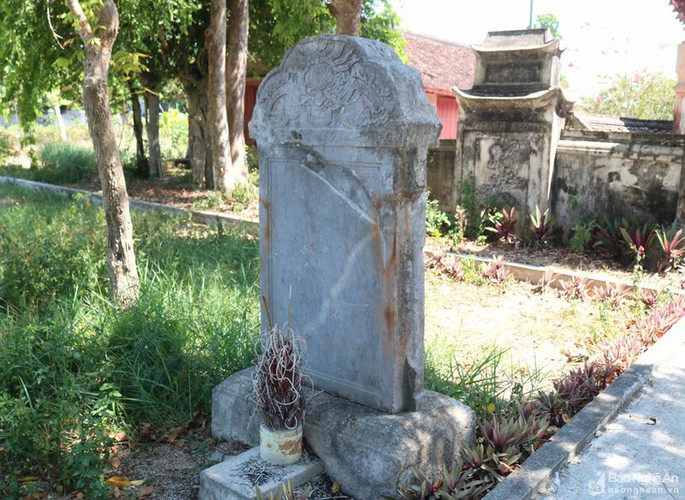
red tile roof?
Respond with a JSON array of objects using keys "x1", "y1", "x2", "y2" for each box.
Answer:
[{"x1": 403, "y1": 32, "x2": 476, "y2": 95}]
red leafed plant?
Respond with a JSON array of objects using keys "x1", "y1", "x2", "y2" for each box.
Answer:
[
  {"x1": 486, "y1": 207, "x2": 518, "y2": 244},
  {"x1": 619, "y1": 220, "x2": 655, "y2": 262},
  {"x1": 655, "y1": 225, "x2": 685, "y2": 273},
  {"x1": 560, "y1": 276, "x2": 590, "y2": 301},
  {"x1": 482, "y1": 255, "x2": 512, "y2": 284},
  {"x1": 426, "y1": 253, "x2": 464, "y2": 280},
  {"x1": 593, "y1": 282, "x2": 628, "y2": 306}
]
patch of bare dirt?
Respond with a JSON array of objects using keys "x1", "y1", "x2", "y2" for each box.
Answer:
[
  {"x1": 424, "y1": 268, "x2": 635, "y2": 379},
  {"x1": 448, "y1": 239, "x2": 685, "y2": 292},
  {"x1": 80, "y1": 166, "x2": 259, "y2": 221},
  {"x1": 111, "y1": 443, "x2": 207, "y2": 499}
]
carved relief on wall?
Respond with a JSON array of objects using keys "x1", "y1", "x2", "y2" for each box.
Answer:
[
  {"x1": 476, "y1": 138, "x2": 529, "y2": 207},
  {"x1": 257, "y1": 37, "x2": 397, "y2": 131}
]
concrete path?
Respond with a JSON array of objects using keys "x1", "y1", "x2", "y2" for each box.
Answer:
[{"x1": 541, "y1": 336, "x2": 685, "y2": 500}]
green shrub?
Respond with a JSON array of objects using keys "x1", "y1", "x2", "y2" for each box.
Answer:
[
  {"x1": 570, "y1": 218, "x2": 596, "y2": 252},
  {"x1": 0, "y1": 190, "x2": 106, "y2": 311},
  {"x1": 426, "y1": 196, "x2": 450, "y2": 238},
  {"x1": 160, "y1": 109, "x2": 188, "y2": 159},
  {"x1": 0, "y1": 131, "x2": 15, "y2": 162},
  {"x1": 35, "y1": 142, "x2": 97, "y2": 184}
]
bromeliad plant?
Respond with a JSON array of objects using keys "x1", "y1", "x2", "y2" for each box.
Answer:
[
  {"x1": 594, "y1": 282, "x2": 629, "y2": 306},
  {"x1": 619, "y1": 219, "x2": 656, "y2": 265},
  {"x1": 655, "y1": 225, "x2": 685, "y2": 273},
  {"x1": 397, "y1": 461, "x2": 492, "y2": 499},
  {"x1": 533, "y1": 270, "x2": 557, "y2": 293},
  {"x1": 594, "y1": 216, "x2": 630, "y2": 262},
  {"x1": 482, "y1": 256, "x2": 513, "y2": 285},
  {"x1": 252, "y1": 299, "x2": 307, "y2": 431},
  {"x1": 559, "y1": 276, "x2": 590, "y2": 301},
  {"x1": 486, "y1": 207, "x2": 518, "y2": 244},
  {"x1": 529, "y1": 205, "x2": 556, "y2": 243}
]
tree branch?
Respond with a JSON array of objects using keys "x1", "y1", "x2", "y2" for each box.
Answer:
[
  {"x1": 64, "y1": 0, "x2": 93, "y2": 44},
  {"x1": 47, "y1": 1, "x2": 65, "y2": 49}
]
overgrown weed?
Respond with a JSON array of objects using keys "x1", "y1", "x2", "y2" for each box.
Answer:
[{"x1": 0, "y1": 182, "x2": 259, "y2": 496}]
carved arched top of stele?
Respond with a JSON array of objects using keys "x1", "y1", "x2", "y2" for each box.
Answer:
[{"x1": 249, "y1": 34, "x2": 441, "y2": 149}]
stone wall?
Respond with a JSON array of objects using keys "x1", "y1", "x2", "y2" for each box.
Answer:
[
  {"x1": 427, "y1": 140, "x2": 457, "y2": 212},
  {"x1": 426, "y1": 131, "x2": 685, "y2": 234},
  {"x1": 553, "y1": 130, "x2": 684, "y2": 233}
]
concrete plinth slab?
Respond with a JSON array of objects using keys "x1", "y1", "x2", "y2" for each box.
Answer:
[
  {"x1": 199, "y1": 447, "x2": 323, "y2": 500},
  {"x1": 211, "y1": 368, "x2": 477, "y2": 499}
]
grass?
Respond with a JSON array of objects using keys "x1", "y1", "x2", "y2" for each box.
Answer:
[
  {"x1": 0, "y1": 182, "x2": 259, "y2": 497},
  {"x1": 191, "y1": 167, "x2": 259, "y2": 213},
  {"x1": 0, "y1": 142, "x2": 97, "y2": 185},
  {"x1": 36, "y1": 143, "x2": 98, "y2": 184}
]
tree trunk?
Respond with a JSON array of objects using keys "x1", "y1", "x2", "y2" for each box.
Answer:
[
  {"x1": 186, "y1": 115, "x2": 195, "y2": 163},
  {"x1": 144, "y1": 89, "x2": 164, "y2": 178},
  {"x1": 53, "y1": 104, "x2": 68, "y2": 142},
  {"x1": 329, "y1": 0, "x2": 363, "y2": 35},
  {"x1": 65, "y1": 0, "x2": 139, "y2": 308},
  {"x1": 227, "y1": 0, "x2": 249, "y2": 184},
  {"x1": 184, "y1": 80, "x2": 212, "y2": 189},
  {"x1": 207, "y1": 0, "x2": 232, "y2": 192},
  {"x1": 128, "y1": 82, "x2": 148, "y2": 178}
]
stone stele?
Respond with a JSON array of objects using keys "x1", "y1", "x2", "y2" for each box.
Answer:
[
  {"x1": 206, "y1": 35, "x2": 477, "y2": 498},
  {"x1": 249, "y1": 33, "x2": 440, "y2": 414}
]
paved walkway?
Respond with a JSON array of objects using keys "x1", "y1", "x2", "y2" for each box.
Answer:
[{"x1": 541, "y1": 334, "x2": 685, "y2": 500}]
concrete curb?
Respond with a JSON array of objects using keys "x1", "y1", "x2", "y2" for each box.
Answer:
[
  {"x1": 0, "y1": 176, "x2": 259, "y2": 236},
  {"x1": 484, "y1": 316, "x2": 685, "y2": 500}
]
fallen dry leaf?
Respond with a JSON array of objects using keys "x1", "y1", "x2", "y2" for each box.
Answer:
[
  {"x1": 138, "y1": 485, "x2": 155, "y2": 498},
  {"x1": 331, "y1": 482, "x2": 340, "y2": 494},
  {"x1": 163, "y1": 427, "x2": 184, "y2": 443},
  {"x1": 114, "y1": 431, "x2": 127, "y2": 442},
  {"x1": 111, "y1": 456, "x2": 121, "y2": 468},
  {"x1": 138, "y1": 422, "x2": 158, "y2": 442},
  {"x1": 106, "y1": 477, "x2": 132, "y2": 488},
  {"x1": 23, "y1": 491, "x2": 47, "y2": 500},
  {"x1": 19, "y1": 476, "x2": 40, "y2": 483}
]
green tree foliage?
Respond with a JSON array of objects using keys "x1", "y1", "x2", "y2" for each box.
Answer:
[
  {"x1": 535, "y1": 13, "x2": 561, "y2": 39},
  {"x1": 0, "y1": 2, "x2": 76, "y2": 125},
  {"x1": 361, "y1": 1, "x2": 406, "y2": 60},
  {"x1": 578, "y1": 72, "x2": 676, "y2": 120},
  {"x1": 0, "y1": 0, "x2": 404, "y2": 128},
  {"x1": 251, "y1": 0, "x2": 404, "y2": 70}
]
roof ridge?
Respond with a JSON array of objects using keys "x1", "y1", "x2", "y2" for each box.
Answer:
[{"x1": 402, "y1": 31, "x2": 472, "y2": 49}]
